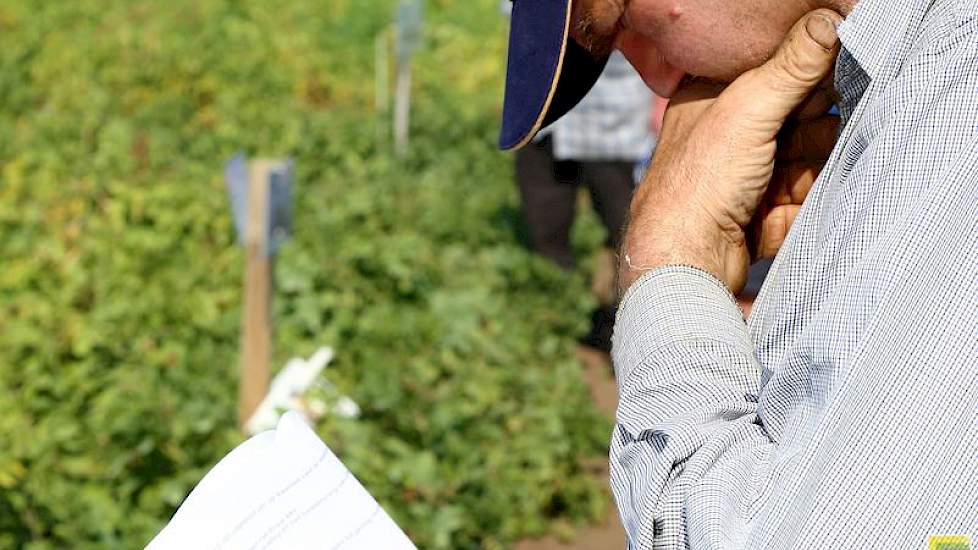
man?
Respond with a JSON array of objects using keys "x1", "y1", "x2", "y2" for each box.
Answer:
[{"x1": 498, "y1": 0, "x2": 976, "y2": 548}]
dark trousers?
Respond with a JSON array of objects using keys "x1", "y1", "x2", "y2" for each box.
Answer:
[{"x1": 514, "y1": 135, "x2": 635, "y2": 270}]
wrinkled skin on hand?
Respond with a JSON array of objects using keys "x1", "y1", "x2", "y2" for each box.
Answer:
[{"x1": 619, "y1": 10, "x2": 843, "y2": 295}]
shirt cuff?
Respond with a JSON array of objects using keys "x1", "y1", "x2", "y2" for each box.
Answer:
[{"x1": 612, "y1": 266, "x2": 751, "y2": 387}]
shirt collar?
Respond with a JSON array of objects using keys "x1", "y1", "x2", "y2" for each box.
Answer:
[
  {"x1": 836, "y1": 0, "x2": 934, "y2": 81},
  {"x1": 832, "y1": 0, "x2": 937, "y2": 121}
]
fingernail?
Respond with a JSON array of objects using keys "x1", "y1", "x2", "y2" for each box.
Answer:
[{"x1": 806, "y1": 15, "x2": 839, "y2": 49}]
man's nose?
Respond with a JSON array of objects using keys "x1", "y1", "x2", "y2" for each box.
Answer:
[{"x1": 615, "y1": 30, "x2": 686, "y2": 97}]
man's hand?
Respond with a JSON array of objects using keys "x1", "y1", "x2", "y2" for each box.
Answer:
[
  {"x1": 619, "y1": 10, "x2": 843, "y2": 295},
  {"x1": 751, "y1": 109, "x2": 840, "y2": 259}
]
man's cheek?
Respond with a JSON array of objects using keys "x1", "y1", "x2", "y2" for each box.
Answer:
[
  {"x1": 623, "y1": 4, "x2": 708, "y2": 72},
  {"x1": 624, "y1": 2, "x2": 747, "y2": 82},
  {"x1": 624, "y1": 0, "x2": 675, "y2": 30}
]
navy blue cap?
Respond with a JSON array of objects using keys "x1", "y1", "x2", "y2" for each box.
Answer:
[{"x1": 499, "y1": 0, "x2": 609, "y2": 150}]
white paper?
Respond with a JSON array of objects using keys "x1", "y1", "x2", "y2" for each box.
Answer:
[{"x1": 146, "y1": 412, "x2": 417, "y2": 550}]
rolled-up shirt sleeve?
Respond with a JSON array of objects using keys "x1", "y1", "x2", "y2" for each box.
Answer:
[{"x1": 611, "y1": 266, "x2": 774, "y2": 549}]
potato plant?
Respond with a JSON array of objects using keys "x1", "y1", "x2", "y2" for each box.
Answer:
[{"x1": 0, "y1": 0, "x2": 610, "y2": 548}]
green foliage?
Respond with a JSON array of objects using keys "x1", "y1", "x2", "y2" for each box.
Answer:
[{"x1": 0, "y1": 0, "x2": 610, "y2": 548}]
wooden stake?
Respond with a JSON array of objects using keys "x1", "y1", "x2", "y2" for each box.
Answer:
[
  {"x1": 393, "y1": 54, "x2": 412, "y2": 155},
  {"x1": 375, "y1": 27, "x2": 391, "y2": 144},
  {"x1": 238, "y1": 161, "x2": 273, "y2": 430}
]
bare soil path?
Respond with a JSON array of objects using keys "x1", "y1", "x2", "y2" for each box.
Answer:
[{"x1": 515, "y1": 346, "x2": 625, "y2": 550}]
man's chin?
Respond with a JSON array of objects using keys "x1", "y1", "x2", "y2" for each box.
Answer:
[
  {"x1": 641, "y1": 68, "x2": 687, "y2": 98},
  {"x1": 637, "y1": 60, "x2": 747, "y2": 98}
]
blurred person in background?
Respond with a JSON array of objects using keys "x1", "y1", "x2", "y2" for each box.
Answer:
[
  {"x1": 498, "y1": 0, "x2": 978, "y2": 547},
  {"x1": 514, "y1": 51, "x2": 653, "y2": 352},
  {"x1": 503, "y1": 1, "x2": 653, "y2": 353},
  {"x1": 515, "y1": 50, "x2": 652, "y2": 272}
]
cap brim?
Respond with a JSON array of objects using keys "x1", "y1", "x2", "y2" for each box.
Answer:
[{"x1": 498, "y1": 0, "x2": 609, "y2": 151}]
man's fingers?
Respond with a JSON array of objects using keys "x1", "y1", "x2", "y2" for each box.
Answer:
[
  {"x1": 769, "y1": 161, "x2": 821, "y2": 204},
  {"x1": 730, "y1": 10, "x2": 843, "y2": 133},
  {"x1": 794, "y1": 78, "x2": 839, "y2": 120},
  {"x1": 777, "y1": 115, "x2": 841, "y2": 160},
  {"x1": 751, "y1": 158, "x2": 824, "y2": 259},
  {"x1": 752, "y1": 204, "x2": 803, "y2": 259}
]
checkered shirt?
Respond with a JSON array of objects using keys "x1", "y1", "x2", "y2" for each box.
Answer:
[
  {"x1": 537, "y1": 51, "x2": 654, "y2": 162},
  {"x1": 610, "y1": 0, "x2": 978, "y2": 548}
]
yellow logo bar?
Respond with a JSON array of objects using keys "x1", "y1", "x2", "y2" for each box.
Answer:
[{"x1": 929, "y1": 535, "x2": 971, "y2": 550}]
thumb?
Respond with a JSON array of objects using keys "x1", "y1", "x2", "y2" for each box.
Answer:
[{"x1": 732, "y1": 10, "x2": 842, "y2": 132}]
